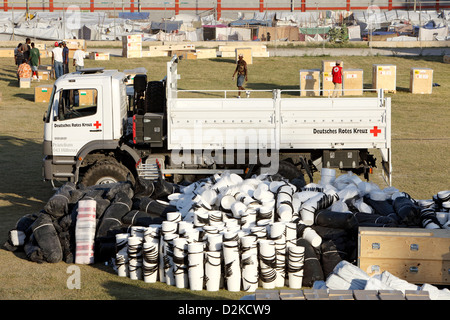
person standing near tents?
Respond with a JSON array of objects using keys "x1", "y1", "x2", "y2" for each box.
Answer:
[
  {"x1": 14, "y1": 43, "x2": 24, "y2": 67},
  {"x1": 331, "y1": 61, "x2": 343, "y2": 98},
  {"x1": 62, "y1": 41, "x2": 70, "y2": 74},
  {"x1": 29, "y1": 42, "x2": 41, "y2": 81},
  {"x1": 52, "y1": 42, "x2": 64, "y2": 79},
  {"x1": 232, "y1": 53, "x2": 248, "y2": 98}
]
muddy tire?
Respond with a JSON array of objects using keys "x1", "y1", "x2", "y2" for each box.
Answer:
[{"x1": 81, "y1": 162, "x2": 135, "y2": 186}]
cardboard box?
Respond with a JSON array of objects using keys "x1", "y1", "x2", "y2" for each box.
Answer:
[
  {"x1": 410, "y1": 68, "x2": 433, "y2": 94},
  {"x1": 19, "y1": 78, "x2": 31, "y2": 88},
  {"x1": 358, "y1": 227, "x2": 450, "y2": 285},
  {"x1": 321, "y1": 60, "x2": 344, "y2": 73},
  {"x1": 89, "y1": 52, "x2": 110, "y2": 60},
  {"x1": 34, "y1": 85, "x2": 53, "y2": 103},
  {"x1": 343, "y1": 69, "x2": 364, "y2": 96},
  {"x1": 123, "y1": 34, "x2": 143, "y2": 43},
  {"x1": 299, "y1": 69, "x2": 320, "y2": 96},
  {"x1": 195, "y1": 48, "x2": 217, "y2": 59},
  {"x1": 78, "y1": 89, "x2": 97, "y2": 106},
  {"x1": 0, "y1": 48, "x2": 15, "y2": 58},
  {"x1": 64, "y1": 39, "x2": 86, "y2": 50},
  {"x1": 38, "y1": 70, "x2": 50, "y2": 81},
  {"x1": 372, "y1": 64, "x2": 396, "y2": 93},
  {"x1": 235, "y1": 48, "x2": 252, "y2": 65}
]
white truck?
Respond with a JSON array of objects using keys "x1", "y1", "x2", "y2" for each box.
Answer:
[{"x1": 43, "y1": 56, "x2": 392, "y2": 187}]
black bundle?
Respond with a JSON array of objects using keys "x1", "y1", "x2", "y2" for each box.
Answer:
[
  {"x1": 314, "y1": 209, "x2": 358, "y2": 231},
  {"x1": 296, "y1": 238, "x2": 324, "y2": 287},
  {"x1": 392, "y1": 194, "x2": 422, "y2": 226},
  {"x1": 122, "y1": 210, "x2": 164, "y2": 226},
  {"x1": 43, "y1": 182, "x2": 77, "y2": 218},
  {"x1": 28, "y1": 212, "x2": 62, "y2": 263}
]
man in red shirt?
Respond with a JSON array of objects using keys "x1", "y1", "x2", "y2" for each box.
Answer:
[{"x1": 331, "y1": 61, "x2": 343, "y2": 98}]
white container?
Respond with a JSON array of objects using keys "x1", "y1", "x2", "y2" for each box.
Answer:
[
  {"x1": 241, "y1": 252, "x2": 259, "y2": 292},
  {"x1": 115, "y1": 233, "x2": 129, "y2": 277},
  {"x1": 287, "y1": 245, "x2": 305, "y2": 289},
  {"x1": 188, "y1": 242, "x2": 205, "y2": 291},
  {"x1": 258, "y1": 240, "x2": 276, "y2": 289},
  {"x1": 127, "y1": 236, "x2": 143, "y2": 280},
  {"x1": 205, "y1": 251, "x2": 222, "y2": 291},
  {"x1": 222, "y1": 241, "x2": 241, "y2": 292},
  {"x1": 173, "y1": 237, "x2": 189, "y2": 289},
  {"x1": 302, "y1": 227, "x2": 322, "y2": 248},
  {"x1": 142, "y1": 241, "x2": 159, "y2": 283}
]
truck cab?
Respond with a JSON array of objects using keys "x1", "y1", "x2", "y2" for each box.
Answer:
[{"x1": 43, "y1": 68, "x2": 136, "y2": 186}]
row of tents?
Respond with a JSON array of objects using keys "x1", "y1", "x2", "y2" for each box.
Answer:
[{"x1": 0, "y1": 9, "x2": 449, "y2": 42}]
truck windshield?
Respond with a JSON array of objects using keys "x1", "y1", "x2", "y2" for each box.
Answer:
[{"x1": 57, "y1": 88, "x2": 98, "y2": 121}]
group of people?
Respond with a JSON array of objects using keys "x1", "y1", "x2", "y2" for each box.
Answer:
[
  {"x1": 14, "y1": 38, "x2": 86, "y2": 84},
  {"x1": 51, "y1": 41, "x2": 85, "y2": 79},
  {"x1": 232, "y1": 55, "x2": 344, "y2": 98},
  {"x1": 15, "y1": 37, "x2": 41, "y2": 83}
]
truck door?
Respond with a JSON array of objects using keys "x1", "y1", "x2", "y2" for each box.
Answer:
[{"x1": 51, "y1": 87, "x2": 103, "y2": 157}]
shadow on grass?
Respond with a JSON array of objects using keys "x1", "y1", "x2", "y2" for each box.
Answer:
[
  {"x1": 0, "y1": 135, "x2": 53, "y2": 237},
  {"x1": 103, "y1": 280, "x2": 233, "y2": 300},
  {"x1": 13, "y1": 92, "x2": 35, "y2": 102}
]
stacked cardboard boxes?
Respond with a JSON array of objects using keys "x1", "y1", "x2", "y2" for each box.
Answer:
[
  {"x1": 122, "y1": 34, "x2": 143, "y2": 58},
  {"x1": 321, "y1": 60, "x2": 344, "y2": 96}
]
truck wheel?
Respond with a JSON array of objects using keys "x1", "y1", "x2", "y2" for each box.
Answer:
[
  {"x1": 81, "y1": 162, "x2": 135, "y2": 186},
  {"x1": 145, "y1": 81, "x2": 166, "y2": 113}
]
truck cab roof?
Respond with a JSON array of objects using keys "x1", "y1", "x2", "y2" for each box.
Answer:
[{"x1": 55, "y1": 68, "x2": 126, "y2": 84}]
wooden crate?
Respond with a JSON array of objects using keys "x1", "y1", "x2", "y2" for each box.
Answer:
[
  {"x1": 123, "y1": 34, "x2": 143, "y2": 43},
  {"x1": 358, "y1": 227, "x2": 450, "y2": 285},
  {"x1": 343, "y1": 69, "x2": 364, "y2": 96},
  {"x1": 34, "y1": 85, "x2": 53, "y2": 103},
  {"x1": 0, "y1": 48, "x2": 14, "y2": 58},
  {"x1": 79, "y1": 89, "x2": 97, "y2": 106},
  {"x1": 19, "y1": 78, "x2": 31, "y2": 88},
  {"x1": 410, "y1": 68, "x2": 433, "y2": 94},
  {"x1": 372, "y1": 64, "x2": 396, "y2": 93},
  {"x1": 299, "y1": 69, "x2": 320, "y2": 96},
  {"x1": 235, "y1": 48, "x2": 252, "y2": 65},
  {"x1": 89, "y1": 52, "x2": 110, "y2": 60},
  {"x1": 195, "y1": 48, "x2": 217, "y2": 59},
  {"x1": 321, "y1": 60, "x2": 344, "y2": 73},
  {"x1": 38, "y1": 70, "x2": 50, "y2": 81},
  {"x1": 64, "y1": 39, "x2": 86, "y2": 50}
]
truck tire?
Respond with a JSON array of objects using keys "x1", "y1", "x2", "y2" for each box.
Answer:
[
  {"x1": 145, "y1": 81, "x2": 166, "y2": 113},
  {"x1": 81, "y1": 162, "x2": 135, "y2": 186}
]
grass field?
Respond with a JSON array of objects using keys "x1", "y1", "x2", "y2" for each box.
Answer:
[{"x1": 0, "y1": 51, "x2": 449, "y2": 300}]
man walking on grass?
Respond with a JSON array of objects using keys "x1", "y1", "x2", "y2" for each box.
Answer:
[{"x1": 232, "y1": 53, "x2": 248, "y2": 98}]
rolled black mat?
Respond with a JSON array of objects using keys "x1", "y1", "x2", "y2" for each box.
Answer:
[
  {"x1": 314, "y1": 209, "x2": 358, "y2": 231},
  {"x1": 296, "y1": 238, "x2": 324, "y2": 287}
]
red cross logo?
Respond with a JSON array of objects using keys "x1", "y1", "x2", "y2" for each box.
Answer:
[
  {"x1": 370, "y1": 126, "x2": 381, "y2": 137},
  {"x1": 93, "y1": 121, "x2": 102, "y2": 129}
]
